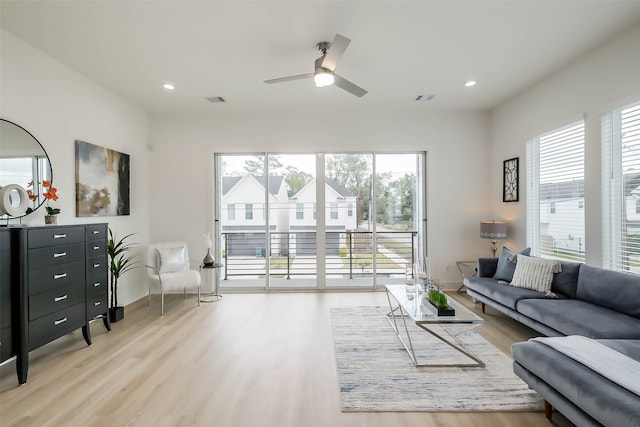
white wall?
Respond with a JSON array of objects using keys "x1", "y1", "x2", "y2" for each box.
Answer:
[
  {"x1": 149, "y1": 109, "x2": 491, "y2": 286},
  {"x1": 490, "y1": 24, "x2": 640, "y2": 265},
  {"x1": 0, "y1": 29, "x2": 150, "y2": 305}
]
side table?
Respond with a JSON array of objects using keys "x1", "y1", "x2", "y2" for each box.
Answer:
[
  {"x1": 200, "y1": 262, "x2": 224, "y2": 302},
  {"x1": 456, "y1": 261, "x2": 477, "y2": 293}
]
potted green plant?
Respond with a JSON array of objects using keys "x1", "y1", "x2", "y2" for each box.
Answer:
[
  {"x1": 108, "y1": 228, "x2": 137, "y2": 322},
  {"x1": 423, "y1": 279, "x2": 455, "y2": 316}
]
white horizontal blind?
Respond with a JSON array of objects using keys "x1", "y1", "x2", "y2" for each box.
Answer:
[
  {"x1": 602, "y1": 100, "x2": 640, "y2": 273},
  {"x1": 527, "y1": 121, "x2": 585, "y2": 260}
]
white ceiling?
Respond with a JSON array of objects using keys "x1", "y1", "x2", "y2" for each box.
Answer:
[{"x1": 2, "y1": 1, "x2": 640, "y2": 114}]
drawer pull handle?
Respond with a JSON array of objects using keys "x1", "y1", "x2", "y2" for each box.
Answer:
[
  {"x1": 53, "y1": 273, "x2": 67, "y2": 280},
  {"x1": 93, "y1": 263, "x2": 100, "y2": 268},
  {"x1": 54, "y1": 295, "x2": 68, "y2": 302},
  {"x1": 53, "y1": 252, "x2": 67, "y2": 258},
  {"x1": 54, "y1": 317, "x2": 68, "y2": 326},
  {"x1": 53, "y1": 234, "x2": 67, "y2": 239},
  {"x1": 94, "y1": 301, "x2": 101, "y2": 306},
  {"x1": 93, "y1": 282, "x2": 101, "y2": 287},
  {"x1": 92, "y1": 230, "x2": 100, "y2": 234},
  {"x1": 93, "y1": 246, "x2": 100, "y2": 250}
]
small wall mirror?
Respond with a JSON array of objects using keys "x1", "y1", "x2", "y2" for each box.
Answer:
[{"x1": 0, "y1": 119, "x2": 52, "y2": 220}]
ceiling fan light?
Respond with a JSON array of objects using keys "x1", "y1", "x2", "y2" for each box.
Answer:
[{"x1": 314, "y1": 69, "x2": 334, "y2": 87}]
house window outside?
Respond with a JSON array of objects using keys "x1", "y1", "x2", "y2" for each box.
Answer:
[
  {"x1": 228, "y1": 204, "x2": 235, "y2": 220},
  {"x1": 526, "y1": 120, "x2": 585, "y2": 260},
  {"x1": 330, "y1": 203, "x2": 338, "y2": 220},
  {"x1": 347, "y1": 203, "x2": 353, "y2": 217},
  {"x1": 296, "y1": 203, "x2": 304, "y2": 220},
  {"x1": 578, "y1": 200, "x2": 584, "y2": 209},
  {"x1": 602, "y1": 100, "x2": 640, "y2": 273},
  {"x1": 245, "y1": 203, "x2": 253, "y2": 220}
]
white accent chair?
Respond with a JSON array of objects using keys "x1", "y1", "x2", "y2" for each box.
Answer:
[{"x1": 146, "y1": 242, "x2": 201, "y2": 315}]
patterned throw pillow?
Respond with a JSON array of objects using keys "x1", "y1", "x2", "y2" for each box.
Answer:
[{"x1": 510, "y1": 254, "x2": 562, "y2": 293}]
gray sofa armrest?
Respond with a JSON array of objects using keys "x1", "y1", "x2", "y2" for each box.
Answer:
[{"x1": 477, "y1": 257, "x2": 498, "y2": 278}]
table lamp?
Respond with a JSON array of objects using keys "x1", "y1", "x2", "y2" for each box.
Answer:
[{"x1": 480, "y1": 221, "x2": 507, "y2": 257}]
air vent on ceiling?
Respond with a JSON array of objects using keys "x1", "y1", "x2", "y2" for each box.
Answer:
[
  {"x1": 206, "y1": 96, "x2": 226, "y2": 103},
  {"x1": 415, "y1": 95, "x2": 435, "y2": 101}
]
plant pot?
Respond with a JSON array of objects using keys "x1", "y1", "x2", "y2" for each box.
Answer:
[
  {"x1": 423, "y1": 298, "x2": 456, "y2": 316},
  {"x1": 109, "y1": 306, "x2": 125, "y2": 322},
  {"x1": 44, "y1": 215, "x2": 57, "y2": 225}
]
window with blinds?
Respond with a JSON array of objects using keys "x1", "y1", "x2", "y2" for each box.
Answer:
[
  {"x1": 602, "y1": 100, "x2": 640, "y2": 273},
  {"x1": 526, "y1": 120, "x2": 585, "y2": 261}
]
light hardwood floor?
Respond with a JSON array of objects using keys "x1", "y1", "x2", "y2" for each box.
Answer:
[{"x1": 0, "y1": 291, "x2": 572, "y2": 427}]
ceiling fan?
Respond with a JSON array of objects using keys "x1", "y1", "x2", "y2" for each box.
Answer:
[{"x1": 264, "y1": 34, "x2": 368, "y2": 98}]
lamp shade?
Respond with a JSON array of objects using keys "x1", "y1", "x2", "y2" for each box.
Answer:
[{"x1": 480, "y1": 221, "x2": 507, "y2": 239}]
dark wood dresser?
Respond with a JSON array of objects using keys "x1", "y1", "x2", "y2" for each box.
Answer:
[{"x1": 1, "y1": 223, "x2": 110, "y2": 384}]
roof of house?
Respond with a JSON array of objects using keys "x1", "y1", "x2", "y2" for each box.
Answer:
[
  {"x1": 290, "y1": 177, "x2": 356, "y2": 200},
  {"x1": 222, "y1": 175, "x2": 285, "y2": 196}
]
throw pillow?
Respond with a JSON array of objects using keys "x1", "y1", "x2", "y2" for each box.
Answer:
[
  {"x1": 510, "y1": 254, "x2": 562, "y2": 294},
  {"x1": 493, "y1": 246, "x2": 531, "y2": 282},
  {"x1": 156, "y1": 246, "x2": 186, "y2": 274}
]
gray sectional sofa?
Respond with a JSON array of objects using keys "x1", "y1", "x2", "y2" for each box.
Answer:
[{"x1": 463, "y1": 251, "x2": 640, "y2": 426}]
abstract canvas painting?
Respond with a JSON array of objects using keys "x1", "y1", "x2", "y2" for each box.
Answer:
[{"x1": 75, "y1": 140, "x2": 130, "y2": 216}]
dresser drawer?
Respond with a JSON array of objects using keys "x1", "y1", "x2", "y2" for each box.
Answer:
[
  {"x1": 87, "y1": 240, "x2": 106, "y2": 257},
  {"x1": 29, "y1": 261, "x2": 85, "y2": 296},
  {"x1": 27, "y1": 227, "x2": 85, "y2": 249},
  {"x1": 87, "y1": 292, "x2": 108, "y2": 320},
  {"x1": 87, "y1": 271, "x2": 108, "y2": 297},
  {"x1": 28, "y1": 242, "x2": 85, "y2": 270},
  {"x1": 28, "y1": 302, "x2": 85, "y2": 350},
  {"x1": 87, "y1": 255, "x2": 107, "y2": 277},
  {"x1": 86, "y1": 224, "x2": 107, "y2": 242},
  {"x1": 29, "y1": 284, "x2": 85, "y2": 321}
]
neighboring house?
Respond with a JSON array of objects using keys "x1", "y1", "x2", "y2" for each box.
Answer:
[
  {"x1": 289, "y1": 178, "x2": 357, "y2": 255},
  {"x1": 221, "y1": 174, "x2": 358, "y2": 257},
  {"x1": 540, "y1": 174, "x2": 640, "y2": 255},
  {"x1": 221, "y1": 174, "x2": 288, "y2": 256}
]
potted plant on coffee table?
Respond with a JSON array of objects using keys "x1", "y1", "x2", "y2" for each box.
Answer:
[{"x1": 108, "y1": 228, "x2": 137, "y2": 322}]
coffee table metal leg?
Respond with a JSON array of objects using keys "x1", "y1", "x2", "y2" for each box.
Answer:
[
  {"x1": 415, "y1": 323, "x2": 485, "y2": 368},
  {"x1": 385, "y1": 289, "x2": 420, "y2": 366}
]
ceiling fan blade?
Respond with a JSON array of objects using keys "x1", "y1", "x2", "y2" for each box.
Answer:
[
  {"x1": 334, "y1": 74, "x2": 368, "y2": 97},
  {"x1": 321, "y1": 34, "x2": 350, "y2": 71},
  {"x1": 264, "y1": 73, "x2": 313, "y2": 84}
]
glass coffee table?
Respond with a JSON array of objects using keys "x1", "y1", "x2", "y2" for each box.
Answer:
[{"x1": 385, "y1": 284, "x2": 485, "y2": 368}]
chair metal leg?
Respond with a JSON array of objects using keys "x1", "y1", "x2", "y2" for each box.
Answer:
[
  {"x1": 161, "y1": 289, "x2": 164, "y2": 315},
  {"x1": 148, "y1": 287, "x2": 151, "y2": 307},
  {"x1": 198, "y1": 285, "x2": 201, "y2": 306}
]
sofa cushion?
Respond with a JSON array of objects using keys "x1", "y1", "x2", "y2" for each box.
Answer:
[
  {"x1": 464, "y1": 277, "x2": 547, "y2": 310},
  {"x1": 493, "y1": 246, "x2": 531, "y2": 282},
  {"x1": 516, "y1": 299, "x2": 640, "y2": 339},
  {"x1": 576, "y1": 264, "x2": 640, "y2": 319},
  {"x1": 510, "y1": 255, "x2": 561, "y2": 293},
  {"x1": 551, "y1": 261, "x2": 581, "y2": 298}
]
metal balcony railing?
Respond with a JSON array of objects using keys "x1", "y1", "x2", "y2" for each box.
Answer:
[{"x1": 220, "y1": 230, "x2": 418, "y2": 280}]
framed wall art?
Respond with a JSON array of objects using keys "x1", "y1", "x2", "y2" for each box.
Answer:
[
  {"x1": 503, "y1": 157, "x2": 519, "y2": 202},
  {"x1": 75, "y1": 140, "x2": 130, "y2": 216}
]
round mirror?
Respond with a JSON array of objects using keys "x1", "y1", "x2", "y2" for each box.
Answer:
[{"x1": 0, "y1": 119, "x2": 53, "y2": 220}]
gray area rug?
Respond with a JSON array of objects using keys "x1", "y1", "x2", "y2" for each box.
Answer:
[{"x1": 330, "y1": 306, "x2": 543, "y2": 412}]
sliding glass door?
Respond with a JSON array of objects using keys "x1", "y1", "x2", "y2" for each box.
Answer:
[{"x1": 215, "y1": 152, "x2": 426, "y2": 291}]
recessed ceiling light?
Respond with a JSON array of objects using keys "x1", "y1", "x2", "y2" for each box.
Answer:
[
  {"x1": 465, "y1": 80, "x2": 477, "y2": 87},
  {"x1": 163, "y1": 83, "x2": 175, "y2": 91}
]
